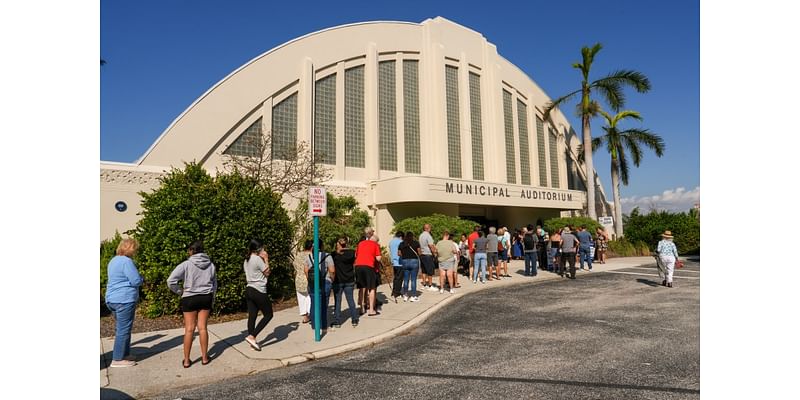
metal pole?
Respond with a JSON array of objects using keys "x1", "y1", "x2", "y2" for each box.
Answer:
[{"x1": 313, "y1": 215, "x2": 320, "y2": 342}]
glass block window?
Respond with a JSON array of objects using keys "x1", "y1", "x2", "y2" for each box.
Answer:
[
  {"x1": 445, "y1": 65, "x2": 461, "y2": 178},
  {"x1": 224, "y1": 118, "x2": 262, "y2": 157},
  {"x1": 378, "y1": 61, "x2": 397, "y2": 171},
  {"x1": 536, "y1": 117, "x2": 548, "y2": 186},
  {"x1": 549, "y1": 127, "x2": 560, "y2": 188},
  {"x1": 314, "y1": 74, "x2": 336, "y2": 165},
  {"x1": 403, "y1": 60, "x2": 421, "y2": 174},
  {"x1": 503, "y1": 90, "x2": 516, "y2": 184},
  {"x1": 469, "y1": 72, "x2": 483, "y2": 180},
  {"x1": 345, "y1": 66, "x2": 365, "y2": 168},
  {"x1": 565, "y1": 150, "x2": 576, "y2": 190},
  {"x1": 271, "y1": 93, "x2": 297, "y2": 160},
  {"x1": 517, "y1": 99, "x2": 531, "y2": 185}
]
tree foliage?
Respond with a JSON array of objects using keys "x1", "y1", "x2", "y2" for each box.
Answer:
[
  {"x1": 622, "y1": 207, "x2": 700, "y2": 255},
  {"x1": 392, "y1": 214, "x2": 479, "y2": 240},
  {"x1": 132, "y1": 163, "x2": 293, "y2": 317},
  {"x1": 296, "y1": 193, "x2": 372, "y2": 252}
]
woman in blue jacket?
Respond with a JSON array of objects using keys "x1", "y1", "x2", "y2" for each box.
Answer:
[{"x1": 104, "y1": 238, "x2": 143, "y2": 368}]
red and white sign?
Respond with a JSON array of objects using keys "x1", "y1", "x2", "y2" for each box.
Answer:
[{"x1": 308, "y1": 186, "x2": 327, "y2": 216}]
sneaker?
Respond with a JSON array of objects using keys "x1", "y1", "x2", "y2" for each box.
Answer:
[
  {"x1": 449, "y1": 289, "x2": 456, "y2": 294},
  {"x1": 245, "y1": 336, "x2": 261, "y2": 351},
  {"x1": 428, "y1": 286, "x2": 438, "y2": 292},
  {"x1": 110, "y1": 360, "x2": 136, "y2": 368},
  {"x1": 402, "y1": 295, "x2": 408, "y2": 302},
  {"x1": 472, "y1": 279, "x2": 477, "y2": 284},
  {"x1": 439, "y1": 288, "x2": 444, "y2": 294},
  {"x1": 481, "y1": 280, "x2": 486, "y2": 284},
  {"x1": 410, "y1": 296, "x2": 420, "y2": 302},
  {"x1": 352, "y1": 320, "x2": 359, "y2": 327},
  {"x1": 330, "y1": 323, "x2": 341, "y2": 329}
]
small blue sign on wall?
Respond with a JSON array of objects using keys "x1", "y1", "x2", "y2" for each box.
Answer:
[{"x1": 115, "y1": 201, "x2": 127, "y2": 212}]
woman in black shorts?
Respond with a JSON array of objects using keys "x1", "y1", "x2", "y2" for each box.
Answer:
[{"x1": 167, "y1": 241, "x2": 217, "y2": 368}]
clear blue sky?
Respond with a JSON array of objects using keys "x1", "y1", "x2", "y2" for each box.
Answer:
[{"x1": 101, "y1": 0, "x2": 699, "y2": 212}]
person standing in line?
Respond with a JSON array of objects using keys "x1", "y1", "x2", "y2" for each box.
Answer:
[
  {"x1": 167, "y1": 241, "x2": 217, "y2": 368},
  {"x1": 418, "y1": 224, "x2": 438, "y2": 291},
  {"x1": 398, "y1": 232, "x2": 422, "y2": 302},
  {"x1": 657, "y1": 230, "x2": 680, "y2": 288},
  {"x1": 435, "y1": 231, "x2": 459, "y2": 293},
  {"x1": 331, "y1": 236, "x2": 359, "y2": 328},
  {"x1": 295, "y1": 241, "x2": 312, "y2": 324},
  {"x1": 305, "y1": 241, "x2": 335, "y2": 332},
  {"x1": 105, "y1": 238, "x2": 143, "y2": 368},
  {"x1": 499, "y1": 227, "x2": 511, "y2": 277},
  {"x1": 354, "y1": 229, "x2": 382, "y2": 315},
  {"x1": 486, "y1": 227, "x2": 500, "y2": 281},
  {"x1": 522, "y1": 225, "x2": 537, "y2": 276},
  {"x1": 472, "y1": 231, "x2": 489, "y2": 283},
  {"x1": 559, "y1": 228, "x2": 579, "y2": 279},
  {"x1": 458, "y1": 233, "x2": 470, "y2": 280},
  {"x1": 513, "y1": 228, "x2": 524, "y2": 260},
  {"x1": 467, "y1": 225, "x2": 480, "y2": 280},
  {"x1": 389, "y1": 231, "x2": 404, "y2": 302},
  {"x1": 242, "y1": 239, "x2": 272, "y2": 351},
  {"x1": 595, "y1": 227, "x2": 608, "y2": 264},
  {"x1": 576, "y1": 225, "x2": 594, "y2": 272},
  {"x1": 548, "y1": 229, "x2": 562, "y2": 273},
  {"x1": 535, "y1": 226, "x2": 548, "y2": 272}
]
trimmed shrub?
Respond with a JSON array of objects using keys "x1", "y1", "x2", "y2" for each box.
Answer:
[
  {"x1": 132, "y1": 163, "x2": 293, "y2": 317},
  {"x1": 623, "y1": 207, "x2": 700, "y2": 255},
  {"x1": 392, "y1": 214, "x2": 479, "y2": 240},
  {"x1": 543, "y1": 216, "x2": 602, "y2": 235}
]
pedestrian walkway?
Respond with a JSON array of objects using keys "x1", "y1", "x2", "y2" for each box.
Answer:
[{"x1": 100, "y1": 256, "x2": 657, "y2": 399}]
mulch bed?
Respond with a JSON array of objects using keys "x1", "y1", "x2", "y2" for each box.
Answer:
[{"x1": 101, "y1": 297, "x2": 298, "y2": 338}]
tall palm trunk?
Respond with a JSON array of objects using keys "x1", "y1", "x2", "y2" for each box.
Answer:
[
  {"x1": 582, "y1": 115, "x2": 597, "y2": 219},
  {"x1": 610, "y1": 157, "x2": 624, "y2": 238}
]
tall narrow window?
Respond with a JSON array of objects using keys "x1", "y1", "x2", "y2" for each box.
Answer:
[
  {"x1": 271, "y1": 93, "x2": 297, "y2": 160},
  {"x1": 549, "y1": 127, "x2": 560, "y2": 188},
  {"x1": 224, "y1": 118, "x2": 262, "y2": 157},
  {"x1": 469, "y1": 72, "x2": 484, "y2": 180},
  {"x1": 345, "y1": 66, "x2": 365, "y2": 168},
  {"x1": 503, "y1": 90, "x2": 516, "y2": 184},
  {"x1": 445, "y1": 65, "x2": 461, "y2": 178},
  {"x1": 378, "y1": 61, "x2": 397, "y2": 171},
  {"x1": 536, "y1": 117, "x2": 548, "y2": 186},
  {"x1": 517, "y1": 99, "x2": 531, "y2": 185},
  {"x1": 403, "y1": 60, "x2": 421, "y2": 174},
  {"x1": 314, "y1": 74, "x2": 336, "y2": 165}
]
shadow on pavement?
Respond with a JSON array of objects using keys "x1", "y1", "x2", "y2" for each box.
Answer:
[
  {"x1": 261, "y1": 322, "x2": 300, "y2": 347},
  {"x1": 636, "y1": 278, "x2": 661, "y2": 287},
  {"x1": 100, "y1": 387, "x2": 135, "y2": 400},
  {"x1": 101, "y1": 334, "x2": 185, "y2": 370}
]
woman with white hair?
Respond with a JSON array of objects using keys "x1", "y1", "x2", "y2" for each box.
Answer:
[{"x1": 657, "y1": 230, "x2": 680, "y2": 288}]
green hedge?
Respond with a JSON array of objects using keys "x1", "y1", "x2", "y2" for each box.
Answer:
[
  {"x1": 623, "y1": 208, "x2": 700, "y2": 255},
  {"x1": 607, "y1": 238, "x2": 652, "y2": 257},
  {"x1": 543, "y1": 216, "x2": 603, "y2": 235},
  {"x1": 392, "y1": 214, "x2": 479, "y2": 240},
  {"x1": 132, "y1": 163, "x2": 293, "y2": 317}
]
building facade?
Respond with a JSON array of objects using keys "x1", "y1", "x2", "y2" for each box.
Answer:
[{"x1": 100, "y1": 17, "x2": 611, "y2": 241}]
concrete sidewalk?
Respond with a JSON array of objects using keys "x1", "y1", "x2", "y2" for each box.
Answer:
[{"x1": 100, "y1": 256, "x2": 657, "y2": 399}]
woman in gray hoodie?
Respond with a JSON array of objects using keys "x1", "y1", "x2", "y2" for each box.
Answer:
[{"x1": 167, "y1": 240, "x2": 217, "y2": 368}]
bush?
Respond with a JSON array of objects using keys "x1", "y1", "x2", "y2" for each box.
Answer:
[
  {"x1": 607, "y1": 238, "x2": 652, "y2": 257},
  {"x1": 100, "y1": 232, "x2": 123, "y2": 315},
  {"x1": 392, "y1": 214, "x2": 479, "y2": 240},
  {"x1": 623, "y1": 207, "x2": 700, "y2": 255},
  {"x1": 543, "y1": 216, "x2": 602, "y2": 235},
  {"x1": 132, "y1": 163, "x2": 293, "y2": 317},
  {"x1": 297, "y1": 194, "x2": 372, "y2": 252}
]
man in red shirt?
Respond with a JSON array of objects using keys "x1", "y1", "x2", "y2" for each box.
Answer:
[
  {"x1": 467, "y1": 225, "x2": 480, "y2": 280},
  {"x1": 354, "y1": 228, "x2": 382, "y2": 316}
]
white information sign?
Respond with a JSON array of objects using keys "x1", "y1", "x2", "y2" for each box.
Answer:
[
  {"x1": 598, "y1": 216, "x2": 613, "y2": 226},
  {"x1": 309, "y1": 187, "x2": 327, "y2": 216}
]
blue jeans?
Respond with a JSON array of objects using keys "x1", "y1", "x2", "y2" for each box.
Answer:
[
  {"x1": 548, "y1": 248, "x2": 559, "y2": 271},
  {"x1": 106, "y1": 302, "x2": 137, "y2": 361},
  {"x1": 524, "y1": 252, "x2": 537, "y2": 276},
  {"x1": 308, "y1": 280, "x2": 332, "y2": 330},
  {"x1": 579, "y1": 246, "x2": 593, "y2": 270},
  {"x1": 473, "y1": 253, "x2": 487, "y2": 281},
  {"x1": 401, "y1": 258, "x2": 419, "y2": 296},
  {"x1": 332, "y1": 282, "x2": 358, "y2": 325}
]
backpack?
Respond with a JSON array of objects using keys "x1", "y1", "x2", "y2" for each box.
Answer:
[
  {"x1": 523, "y1": 233, "x2": 535, "y2": 251},
  {"x1": 307, "y1": 252, "x2": 329, "y2": 287}
]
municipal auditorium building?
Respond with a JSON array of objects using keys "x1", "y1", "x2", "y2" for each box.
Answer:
[{"x1": 100, "y1": 17, "x2": 612, "y2": 241}]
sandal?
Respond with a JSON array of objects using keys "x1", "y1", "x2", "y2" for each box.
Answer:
[
  {"x1": 202, "y1": 358, "x2": 210, "y2": 365},
  {"x1": 183, "y1": 359, "x2": 192, "y2": 368}
]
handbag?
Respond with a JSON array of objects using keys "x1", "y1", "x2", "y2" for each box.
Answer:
[{"x1": 676, "y1": 260, "x2": 685, "y2": 269}]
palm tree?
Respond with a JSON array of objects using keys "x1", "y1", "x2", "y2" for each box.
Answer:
[
  {"x1": 543, "y1": 43, "x2": 651, "y2": 220},
  {"x1": 581, "y1": 110, "x2": 665, "y2": 238}
]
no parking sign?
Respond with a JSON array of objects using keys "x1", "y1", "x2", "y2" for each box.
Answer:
[{"x1": 309, "y1": 186, "x2": 327, "y2": 216}]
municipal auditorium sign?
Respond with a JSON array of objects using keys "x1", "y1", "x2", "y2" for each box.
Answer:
[{"x1": 370, "y1": 176, "x2": 584, "y2": 209}]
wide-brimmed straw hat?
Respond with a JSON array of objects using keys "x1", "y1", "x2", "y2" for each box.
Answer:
[{"x1": 661, "y1": 230, "x2": 674, "y2": 239}]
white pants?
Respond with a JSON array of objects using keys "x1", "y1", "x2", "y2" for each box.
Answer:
[
  {"x1": 660, "y1": 255, "x2": 675, "y2": 283},
  {"x1": 296, "y1": 291, "x2": 311, "y2": 315}
]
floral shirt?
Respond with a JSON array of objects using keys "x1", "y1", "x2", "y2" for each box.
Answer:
[{"x1": 657, "y1": 240, "x2": 679, "y2": 258}]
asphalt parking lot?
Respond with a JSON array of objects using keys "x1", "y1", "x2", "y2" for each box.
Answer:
[{"x1": 156, "y1": 260, "x2": 700, "y2": 400}]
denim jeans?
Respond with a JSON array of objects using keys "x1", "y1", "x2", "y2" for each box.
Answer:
[
  {"x1": 401, "y1": 258, "x2": 419, "y2": 296},
  {"x1": 308, "y1": 280, "x2": 332, "y2": 330},
  {"x1": 473, "y1": 253, "x2": 487, "y2": 281},
  {"x1": 524, "y1": 252, "x2": 537, "y2": 276},
  {"x1": 332, "y1": 282, "x2": 358, "y2": 325},
  {"x1": 579, "y1": 246, "x2": 593, "y2": 270},
  {"x1": 548, "y1": 248, "x2": 559, "y2": 271},
  {"x1": 106, "y1": 302, "x2": 137, "y2": 361}
]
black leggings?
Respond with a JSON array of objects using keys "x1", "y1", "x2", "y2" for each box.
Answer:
[{"x1": 246, "y1": 287, "x2": 273, "y2": 337}]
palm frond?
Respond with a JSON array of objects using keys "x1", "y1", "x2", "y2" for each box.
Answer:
[
  {"x1": 617, "y1": 144, "x2": 631, "y2": 185},
  {"x1": 592, "y1": 79, "x2": 625, "y2": 111},
  {"x1": 623, "y1": 135, "x2": 644, "y2": 167},
  {"x1": 542, "y1": 89, "x2": 581, "y2": 122},
  {"x1": 622, "y1": 128, "x2": 665, "y2": 158},
  {"x1": 612, "y1": 110, "x2": 643, "y2": 126},
  {"x1": 596, "y1": 69, "x2": 652, "y2": 93}
]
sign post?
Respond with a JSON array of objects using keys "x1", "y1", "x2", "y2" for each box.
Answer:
[{"x1": 308, "y1": 187, "x2": 327, "y2": 342}]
